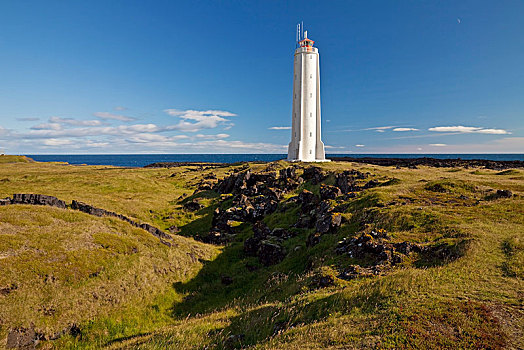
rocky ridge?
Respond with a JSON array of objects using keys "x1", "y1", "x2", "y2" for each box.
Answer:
[{"x1": 1, "y1": 194, "x2": 173, "y2": 245}]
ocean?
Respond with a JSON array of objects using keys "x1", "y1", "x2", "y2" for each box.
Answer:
[{"x1": 24, "y1": 154, "x2": 524, "y2": 168}]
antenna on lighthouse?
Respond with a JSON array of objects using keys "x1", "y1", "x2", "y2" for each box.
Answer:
[{"x1": 296, "y1": 23, "x2": 300, "y2": 46}]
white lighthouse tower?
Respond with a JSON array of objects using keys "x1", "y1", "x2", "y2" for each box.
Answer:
[{"x1": 287, "y1": 25, "x2": 328, "y2": 162}]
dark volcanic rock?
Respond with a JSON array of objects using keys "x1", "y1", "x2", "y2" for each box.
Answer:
[
  {"x1": 201, "y1": 227, "x2": 234, "y2": 245},
  {"x1": 71, "y1": 200, "x2": 172, "y2": 241},
  {"x1": 297, "y1": 189, "x2": 319, "y2": 213},
  {"x1": 315, "y1": 212, "x2": 342, "y2": 234},
  {"x1": 320, "y1": 185, "x2": 342, "y2": 200},
  {"x1": 495, "y1": 189, "x2": 513, "y2": 198},
  {"x1": 311, "y1": 274, "x2": 335, "y2": 288},
  {"x1": 257, "y1": 241, "x2": 286, "y2": 266},
  {"x1": 330, "y1": 156, "x2": 524, "y2": 170},
  {"x1": 11, "y1": 194, "x2": 66, "y2": 209},
  {"x1": 183, "y1": 200, "x2": 203, "y2": 211},
  {"x1": 279, "y1": 166, "x2": 297, "y2": 180},
  {"x1": 252, "y1": 221, "x2": 271, "y2": 240},
  {"x1": 335, "y1": 171, "x2": 364, "y2": 194},
  {"x1": 338, "y1": 265, "x2": 381, "y2": 280},
  {"x1": 302, "y1": 166, "x2": 324, "y2": 184}
]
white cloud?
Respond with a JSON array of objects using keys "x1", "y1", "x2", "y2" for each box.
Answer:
[
  {"x1": 85, "y1": 140, "x2": 109, "y2": 148},
  {"x1": 42, "y1": 139, "x2": 73, "y2": 146},
  {"x1": 164, "y1": 109, "x2": 236, "y2": 132},
  {"x1": 195, "y1": 133, "x2": 230, "y2": 139},
  {"x1": 428, "y1": 125, "x2": 510, "y2": 134},
  {"x1": 31, "y1": 123, "x2": 62, "y2": 131},
  {"x1": 49, "y1": 116, "x2": 103, "y2": 126},
  {"x1": 94, "y1": 112, "x2": 136, "y2": 122},
  {"x1": 269, "y1": 126, "x2": 291, "y2": 130},
  {"x1": 114, "y1": 106, "x2": 127, "y2": 111},
  {"x1": 364, "y1": 126, "x2": 395, "y2": 131},
  {"x1": 393, "y1": 128, "x2": 419, "y2": 132},
  {"x1": 355, "y1": 144, "x2": 365, "y2": 147},
  {"x1": 429, "y1": 143, "x2": 447, "y2": 147}
]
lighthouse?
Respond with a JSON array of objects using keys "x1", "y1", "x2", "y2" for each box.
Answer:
[{"x1": 287, "y1": 26, "x2": 328, "y2": 162}]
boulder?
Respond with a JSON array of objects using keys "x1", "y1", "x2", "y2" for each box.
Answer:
[
  {"x1": 183, "y1": 200, "x2": 203, "y2": 211},
  {"x1": 495, "y1": 189, "x2": 513, "y2": 198},
  {"x1": 315, "y1": 212, "x2": 342, "y2": 234},
  {"x1": 257, "y1": 241, "x2": 286, "y2": 266},
  {"x1": 253, "y1": 221, "x2": 271, "y2": 240},
  {"x1": 320, "y1": 185, "x2": 342, "y2": 200},
  {"x1": 335, "y1": 172, "x2": 357, "y2": 194}
]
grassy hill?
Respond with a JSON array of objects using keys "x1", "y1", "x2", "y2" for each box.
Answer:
[
  {"x1": 0, "y1": 159, "x2": 522, "y2": 349},
  {"x1": 0, "y1": 155, "x2": 33, "y2": 164}
]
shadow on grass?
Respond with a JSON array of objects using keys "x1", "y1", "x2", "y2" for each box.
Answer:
[
  {"x1": 206, "y1": 278, "x2": 399, "y2": 349},
  {"x1": 413, "y1": 239, "x2": 471, "y2": 268}
]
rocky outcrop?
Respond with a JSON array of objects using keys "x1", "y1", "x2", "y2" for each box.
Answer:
[
  {"x1": 1, "y1": 194, "x2": 173, "y2": 244},
  {"x1": 330, "y1": 156, "x2": 524, "y2": 170},
  {"x1": 302, "y1": 166, "x2": 324, "y2": 184},
  {"x1": 334, "y1": 170, "x2": 366, "y2": 194},
  {"x1": 9, "y1": 194, "x2": 66, "y2": 209},
  {"x1": 243, "y1": 221, "x2": 286, "y2": 266},
  {"x1": 71, "y1": 200, "x2": 172, "y2": 243},
  {"x1": 336, "y1": 229, "x2": 467, "y2": 280},
  {"x1": 319, "y1": 185, "x2": 342, "y2": 200}
]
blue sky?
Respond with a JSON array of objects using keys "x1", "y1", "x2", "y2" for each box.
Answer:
[{"x1": 1, "y1": 0, "x2": 523, "y2": 154}]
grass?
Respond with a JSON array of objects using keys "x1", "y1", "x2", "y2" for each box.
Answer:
[
  {"x1": 0, "y1": 155, "x2": 33, "y2": 164},
  {"x1": 0, "y1": 159, "x2": 522, "y2": 349}
]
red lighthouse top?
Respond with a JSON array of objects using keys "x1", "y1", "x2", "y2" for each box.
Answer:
[
  {"x1": 299, "y1": 31, "x2": 314, "y2": 47},
  {"x1": 299, "y1": 38, "x2": 314, "y2": 47}
]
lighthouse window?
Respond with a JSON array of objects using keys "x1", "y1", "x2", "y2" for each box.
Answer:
[
  {"x1": 310, "y1": 112, "x2": 312, "y2": 117},
  {"x1": 309, "y1": 150, "x2": 312, "y2": 154},
  {"x1": 310, "y1": 93, "x2": 312, "y2": 98},
  {"x1": 310, "y1": 74, "x2": 312, "y2": 79},
  {"x1": 310, "y1": 132, "x2": 312, "y2": 137}
]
